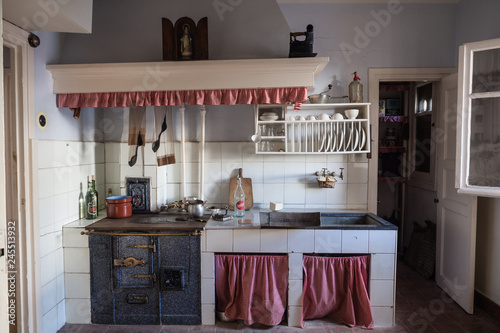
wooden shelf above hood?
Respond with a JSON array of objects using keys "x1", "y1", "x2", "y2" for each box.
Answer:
[{"x1": 46, "y1": 57, "x2": 329, "y2": 94}]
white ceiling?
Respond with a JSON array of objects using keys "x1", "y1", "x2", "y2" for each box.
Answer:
[{"x1": 3, "y1": 0, "x2": 93, "y2": 33}]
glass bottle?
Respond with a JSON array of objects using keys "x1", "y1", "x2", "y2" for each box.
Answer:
[
  {"x1": 78, "y1": 183, "x2": 85, "y2": 219},
  {"x1": 85, "y1": 178, "x2": 97, "y2": 219},
  {"x1": 234, "y1": 178, "x2": 245, "y2": 217},
  {"x1": 91, "y1": 175, "x2": 98, "y2": 216},
  {"x1": 349, "y1": 71, "x2": 363, "y2": 103}
]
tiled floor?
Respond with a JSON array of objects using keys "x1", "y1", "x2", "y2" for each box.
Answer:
[{"x1": 58, "y1": 261, "x2": 500, "y2": 332}]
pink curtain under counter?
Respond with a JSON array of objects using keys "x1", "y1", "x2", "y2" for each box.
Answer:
[
  {"x1": 215, "y1": 254, "x2": 288, "y2": 326},
  {"x1": 301, "y1": 255, "x2": 374, "y2": 329}
]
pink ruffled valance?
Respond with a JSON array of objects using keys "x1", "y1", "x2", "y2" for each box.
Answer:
[
  {"x1": 215, "y1": 254, "x2": 288, "y2": 326},
  {"x1": 301, "y1": 255, "x2": 374, "y2": 329},
  {"x1": 56, "y1": 87, "x2": 307, "y2": 109}
]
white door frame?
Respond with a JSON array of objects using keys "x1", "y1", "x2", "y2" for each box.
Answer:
[
  {"x1": 2, "y1": 21, "x2": 38, "y2": 332},
  {"x1": 367, "y1": 68, "x2": 456, "y2": 214}
]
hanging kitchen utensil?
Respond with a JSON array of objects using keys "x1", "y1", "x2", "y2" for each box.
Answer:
[
  {"x1": 228, "y1": 168, "x2": 254, "y2": 210},
  {"x1": 152, "y1": 115, "x2": 167, "y2": 152},
  {"x1": 127, "y1": 106, "x2": 146, "y2": 167},
  {"x1": 128, "y1": 132, "x2": 143, "y2": 167}
]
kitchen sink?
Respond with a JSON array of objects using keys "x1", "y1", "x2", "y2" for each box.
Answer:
[{"x1": 260, "y1": 212, "x2": 396, "y2": 229}]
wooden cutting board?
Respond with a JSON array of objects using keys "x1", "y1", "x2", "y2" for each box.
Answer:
[{"x1": 228, "y1": 168, "x2": 254, "y2": 210}]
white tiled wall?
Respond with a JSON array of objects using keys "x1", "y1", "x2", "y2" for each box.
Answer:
[
  {"x1": 37, "y1": 140, "x2": 105, "y2": 333},
  {"x1": 163, "y1": 142, "x2": 369, "y2": 210}
]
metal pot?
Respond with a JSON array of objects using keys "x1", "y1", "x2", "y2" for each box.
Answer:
[
  {"x1": 187, "y1": 200, "x2": 206, "y2": 218},
  {"x1": 308, "y1": 93, "x2": 331, "y2": 104},
  {"x1": 106, "y1": 196, "x2": 140, "y2": 218}
]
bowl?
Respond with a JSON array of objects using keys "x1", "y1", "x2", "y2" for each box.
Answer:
[
  {"x1": 106, "y1": 196, "x2": 140, "y2": 218},
  {"x1": 318, "y1": 113, "x2": 330, "y2": 120},
  {"x1": 259, "y1": 115, "x2": 279, "y2": 121},
  {"x1": 332, "y1": 113, "x2": 344, "y2": 120},
  {"x1": 308, "y1": 94, "x2": 330, "y2": 104},
  {"x1": 345, "y1": 109, "x2": 359, "y2": 119},
  {"x1": 306, "y1": 115, "x2": 317, "y2": 121},
  {"x1": 286, "y1": 116, "x2": 295, "y2": 121},
  {"x1": 296, "y1": 115, "x2": 306, "y2": 121}
]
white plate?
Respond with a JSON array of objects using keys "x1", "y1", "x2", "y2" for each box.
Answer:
[
  {"x1": 337, "y1": 129, "x2": 344, "y2": 151},
  {"x1": 345, "y1": 128, "x2": 352, "y2": 151},
  {"x1": 330, "y1": 129, "x2": 337, "y2": 152},
  {"x1": 352, "y1": 127, "x2": 359, "y2": 150},
  {"x1": 318, "y1": 124, "x2": 326, "y2": 152},
  {"x1": 260, "y1": 115, "x2": 279, "y2": 121},
  {"x1": 360, "y1": 128, "x2": 366, "y2": 150}
]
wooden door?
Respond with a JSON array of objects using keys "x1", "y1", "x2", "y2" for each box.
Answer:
[{"x1": 436, "y1": 73, "x2": 478, "y2": 313}]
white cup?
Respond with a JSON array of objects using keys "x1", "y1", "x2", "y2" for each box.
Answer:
[
  {"x1": 332, "y1": 113, "x2": 344, "y2": 120},
  {"x1": 306, "y1": 115, "x2": 317, "y2": 121},
  {"x1": 345, "y1": 109, "x2": 359, "y2": 119}
]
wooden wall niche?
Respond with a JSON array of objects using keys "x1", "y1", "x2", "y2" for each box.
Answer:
[{"x1": 162, "y1": 17, "x2": 208, "y2": 61}]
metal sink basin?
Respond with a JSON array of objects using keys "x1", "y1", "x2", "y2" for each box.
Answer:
[{"x1": 260, "y1": 212, "x2": 396, "y2": 229}]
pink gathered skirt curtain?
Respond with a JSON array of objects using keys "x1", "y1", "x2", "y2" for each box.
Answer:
[
  {"x1": 56, "y1": 87, "x2": 307, "y2": 109},
  {"x1": 215, "y1": 254, "x2": 288, "y2": 326},
  {"x1": 301, "y1": 255, "x2": 374, "y2": 329}
]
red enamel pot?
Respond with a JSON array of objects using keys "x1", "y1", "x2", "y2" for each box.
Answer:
[{"x1": 106, "y1": 196, "x2": 140, "y2": 218}]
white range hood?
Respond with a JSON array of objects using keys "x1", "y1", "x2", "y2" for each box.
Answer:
[{"x1": 47, "y1": 57, "x2": 329, "y2": 94}]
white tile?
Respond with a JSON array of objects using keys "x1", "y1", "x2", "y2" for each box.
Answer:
[
  {"x1": 201, "y1": 252, "x2": 214, "y2": 278},
  {"x1": 288, "y1": 253, "x2": 303, "y2": 280},
  {"x1": 260, "y1": 229, "x2": 287, "y2": 252},
  {"x1": 288, "y1": 279, "x2": 303, "y2": 306},
  {"x1": 201, "y1": 232, "x2": 207, "y2": 252},
  {"x1": 80, "y1": 142, "x2": 96, "y2": 166},
  {"x1": 371, "y1": 254, "x2": 395, "y2": 280},
  {"x1": 201, "y1": 278, "x2": 215, "y2": 304},
  {"x1": 66, "y1": 142, "x2": 81, "y2": 167},
  {"x1": 263, "y1": 184, "x2": 284, "y2": 206},
  {"x1": 185, "y1": 162, "x2": 200, "y2": 183},
  {"x1": 38, "y1": 169, "x2": 54, "y2": 199},
  {"x1": 242, "y1": 145, "x2": 263, "y2": 163},
  {"x1": 53, "y1": 193, "x2": 69, "y2": 224},
  {"x1": 39, "y1": 197, "x2": 55, "y2": 232},
  {"x1": 105, "y1": 163, "x2": 120, "y2": 184},
  {"x1": 284, "y1": 162, "x2": 306, "y2": 183},
  {"x1": 65, "y1": 273, "x2": 90, "y2": 298},
  {"x1": 166, "y1": 163, "x2": 181, "y2": 184},
  {"x1": 326, "y1": 183, "x2": 347, "y2": 206},
  {"x1": 327, "y1": 154, "x2": 347, "y2": 163},
  {"x1": 120, "y1": 165, "x2": 143, "y2": 186},
  {"x1": 157, "y1": 166, "x2": 167, "y2": 187},
  {"x1": 40, "y1": 252, "x2": 57, "y2": 286},
  {"x1": 40, "y1": 233, "x2": 56, "y2": 258},
  {"x1": 372, "y1": 306, "x2": 394, "y2": 327},
  {"x1": 304, "y1": 153, "x2": 327, "y2": 163},
  {"x1": 119, "y1": 143, "x2": 131, "y2": 165},
  {"x1": 284, "y1": 183, "x2": 306, "y2": 204},
  {"x1": 64, "y1": 248, "x2": 90, "y2": 273},
  {"x1": 263, "y1": 153, "x2": 285, "y2": 163},
  {"x1": 65, "y1": 299, "x2": 91, "y2": 324},
  {"x1": 42, "y1": 305, "x2": 58, "y2": 333},
  {"x1": 241, "y1": 162, "x2": 264, "y2": 183},
  {"x1": 57, "y1": 300, "x2": 66, "y2": 330},
  {"x1": 341, "y1": 230, "x2": 369, "y2": 253},
  {"x1": 95, "y1": 143, "x2": 105, "y2": 164},
  {"x1": 287, "y1": 305, "x2": 302, "y2": 327},
  {"x1": 284, "y1": 154, "x2": 306, "y2": 163},
  {"x1": 369, "y1": 230, "x2": 397, "y2": 253},
  {"x1": 305, "y1": 186, "x2": 327, "y2": 205},
  {"x1": 288, "y1": 230, "x2": 314, "y2": 253},
  {"x1": 221, "y1": 142, "x2": 243, "y2": 162},
  {"x1": 144, "y1": 142, "x2": 157, "y2": 166},
  {"x1": 205, "y1": 142, "x2": 221, "y2": 162},
  {"x1": 52, "y1": 141, "x2": 69, "y2": 167},
  {"x1": 251, "y1": 183, "x2": 264, "y2": 205},
  {"x1": 55, "y1": 248, "x2": 64, "y2": 277},
  {"x1": 204, "y1": 182, "x2": 222, "y2": 205},
  {"x1": 105, "y1": 142, "x2": 120, "y2": 163},
  {"x1": 370, "y1": 280, "x2": 394, "y2": 307},
  {"x1": 263, "y1": 162, "x2": 285, "y2": 183},
  {"x1": 150, "y1": 188, "x2": 157, "y2": 211},
  {"x1": 314, "y1": 230, "x2": 342, "y2": 253},
  {"x1": 67, "y1": 166, "x2": 82, "y2": 192},
  {"x1": 56, "y1": 274, "x2": 65, "y2": 303},
  {"x1": 166, "y1": 184, "x2": 181, "y2": 202},
  {"x1": 233, "y1": 229, "x2": 261, "y2": 252},
  {"x1": 53, "y1": 167, "x2": 69, "y2": 195},
  {"x1": 144, "y1": 166, "x2": 157, "y2": 188},
  {"x1": 206, "y1": 230, "x2": 233, "y2": 252},
  {"x1": 41, "y1": 277, "x2": 58, "y2": 315},
  {"x1": 347, "y1": 183, "x2": 368, "y2": 205},
  {"x1": 37, "y1": 140, "x2": 54, "y2": 169},
  {"x1": 204, "y1": 162, "x2": 222, "y2": 184},
  {"x1": 201, "y1": 303, "x2": 216, "y2": 325},
  {"x1": 347, "y1": 162, "x2": 368, "y2": 183}
]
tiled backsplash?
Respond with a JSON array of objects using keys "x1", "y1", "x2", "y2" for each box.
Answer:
[{"x1": 37, "y1": 139, "x2": 369, "y2": 331}]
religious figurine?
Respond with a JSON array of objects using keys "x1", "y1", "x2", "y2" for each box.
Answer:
[
  {"x1": 289, "y1": 24, "x2": 317, "y2": 58},
  {"x1": 180, "y1": 24, "x2": 192, "y2": 59}
]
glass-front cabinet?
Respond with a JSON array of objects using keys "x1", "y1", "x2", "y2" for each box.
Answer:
[
  {"x1": 254, "y1": 103, "x2": 371, "y2": 154},
  {"x1": 457, "y1": 38, "x2": 500, "y2": 196}
]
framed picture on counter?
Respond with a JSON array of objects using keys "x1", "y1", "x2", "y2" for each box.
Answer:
[{"x1": 385, "y1": 98, "x2": 401, "y2": 116}]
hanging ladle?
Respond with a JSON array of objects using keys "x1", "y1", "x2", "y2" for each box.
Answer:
[
  {"x1": 251, "y1": 132, "x2": 262, "y2": 143},
  {"x1": 152, "y1": 115, "x2": 167, "y2": 153},
  {"x1": 128, "y1": 132, "x2": 143, "y2": 167}
]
